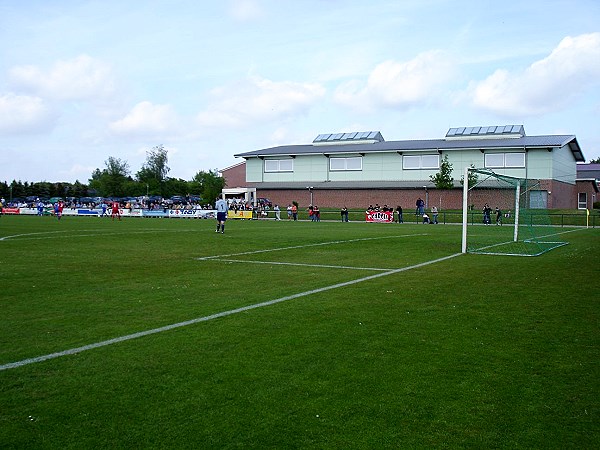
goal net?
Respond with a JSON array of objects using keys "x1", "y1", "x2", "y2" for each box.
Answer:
[{"x1": 461, "y1": 168, "x2": 567, "y2": 256}]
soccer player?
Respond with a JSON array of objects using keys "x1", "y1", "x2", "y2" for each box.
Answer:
[
  {"x1": 215, "y1": 196, "x2": 227, "y2": 233},
  {"x1": 54, "y1": 200, "x2": 64, "y2": 220},
  {"x1": 111, "y1": 200, "x2": 121, "y2": 221}
]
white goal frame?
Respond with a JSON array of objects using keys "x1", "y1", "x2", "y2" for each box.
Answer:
[{"x1": 461, "y1": 167, "x2": 521, "y2": 254}]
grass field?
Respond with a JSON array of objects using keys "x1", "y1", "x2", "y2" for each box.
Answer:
[{"x1": 1, "y1": 215, "x2": 598, "y2": 448}]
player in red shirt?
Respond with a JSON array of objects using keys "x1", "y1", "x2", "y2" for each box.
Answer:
[{"x1": 111, "y1": 201, "x2": 121, "y2": 221}]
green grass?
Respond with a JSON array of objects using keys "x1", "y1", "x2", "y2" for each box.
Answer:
[{"x1": 0, "y1": 215, "x2": 598, "y2": 448}]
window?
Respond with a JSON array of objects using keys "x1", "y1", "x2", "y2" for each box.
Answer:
[
  {"x1": 264, "y1": 159, "x2": 293, "y2": 172},
  {"x1": 578, "y1": 192, "x2": 587, "y2": 210},
  {"x1": 484, "y1": 152, "x2": 525, "y2": 168},
  {"x1": 403, "y1": 154, "x2": 439, "y2": 170},
  {"x1": 505, "y1": 153, "x2": 525, "y2": 167},
  {"x1": 329, "y1": 156, "x2": 362, "y2": 171}
]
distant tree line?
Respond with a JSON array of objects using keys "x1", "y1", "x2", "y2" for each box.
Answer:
[{"x1": 0, "y1": 145, "x2": 225, "y2": 203}]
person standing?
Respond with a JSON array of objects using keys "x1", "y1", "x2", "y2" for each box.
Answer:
[
  {"x1": 495, "y1": 207, "x2": 503, "y2": 226},
  {"x1": 287, "y1": 204, "x2": 293, "y2": 220},
  {"x1": 396, "y1": 205, "x2": 403, "y2": 223},
  {"x1": 53, "y1": 201, "x2": 61, "y2": 220},
  {"x1": 215, "y1": 196, "x2": 228, "y2": 233},
  {"x1": 416, "y1": 197, "x2": 425, "y2": 216},
  {"x1": 483, "y1": 203, "x2": 492, "y2": 225},
  {"x1": 291, "y1": 203, "x2": 298, "y2": 221},
  {"x1": 431, "y1": 206, "x2": 438, "y2": 224},
  {"x1": 341, "y1": 206, "x2": 349, "y2": 222},
  {"x1": 111, "y1": 200, "x2": 121, "y2": 221},
  {"x1": 274, "y1": 204, "x2": 281, "y2": 221}
]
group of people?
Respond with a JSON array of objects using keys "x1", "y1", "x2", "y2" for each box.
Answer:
[
  {"x1": 483, "y1": 203, "x2": 505, "y2": 225},
  {"x1": 307, "y1": 205, "x2": 321, "y2": 221}
]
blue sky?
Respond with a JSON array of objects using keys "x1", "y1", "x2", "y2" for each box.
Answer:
[{"x1": 1, "y1": 0, "x2": 599, "y2": 183}]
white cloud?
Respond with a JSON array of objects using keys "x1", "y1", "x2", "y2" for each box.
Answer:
[
  {"x1": 9, "y1": 54, "x2": 116, "y2": 101},
  {"x1": 334, "y1": 51, "x2": 456, "y2": 111},
  {"x1": 470, "y1": 32, "x2": 600, "y2": 116},
  {"x1": 0, "y1": 93, "x2": 56, "y2": 134},
  {"x1": 109, "y1": 101, "x2": 181, "y2": 137},
  {"x1": 196, "y1": 76, "x2": 326, "y2": 128},
  {"x1": 228, "y1": 0, "x2": 264, "y2": 22}
]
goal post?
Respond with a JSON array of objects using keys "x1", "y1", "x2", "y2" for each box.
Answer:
[{"x1": 461, "y1": 167, "x2": 567, "y2": 256}]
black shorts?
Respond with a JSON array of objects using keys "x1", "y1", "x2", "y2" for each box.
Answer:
[{"x1": 217, "y1": 212, "x2": 227, "y2": 222}]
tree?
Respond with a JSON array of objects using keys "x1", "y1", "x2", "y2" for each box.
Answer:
[
  {"x1": 89, "y1": 157, "x2": 131, "y2": 197},
  {"x1": 190, "y1": 169, "x2": 225, "y2": 203},
  {"x1": 430, "y1": 155, "x2": 454, "y2": 189},
  {"x1": 460, "y1": 164, "x2": 479, "y2": 189},
  {"x1": 589, "y1": 157, "x2": 600, "y2": 164},
  {"x1": 137, "y1": 145, "x2": 169, "y2": 182}
]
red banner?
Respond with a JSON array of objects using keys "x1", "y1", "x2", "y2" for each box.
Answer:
[
  {"x1": 1, "y1": 208, "x2": 20, "y2": 215},
  {"x1": 365, "y1": 211, "x2": 394, "y2": 223}
]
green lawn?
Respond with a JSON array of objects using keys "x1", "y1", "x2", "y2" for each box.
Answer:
[{"x1": 0, "y1": 215, "x2": 598, "y2": 448}]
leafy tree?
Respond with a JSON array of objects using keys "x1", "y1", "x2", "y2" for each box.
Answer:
[
  {"x1": 190, "y1": 169, "x2": 225, "y2": 203},
  {"x1": 137, "y1": 145, "x2": 169, "y2": 182},
  {"x1": 137, "y1": 145, "x2": 171, "y2": 198},
  {"x1": 89, "y1": 157, "x2": 131, "y2": 197},
  {"x1": 430, "y1": 155, "x2": 454, "y2": 189},
  {"x1": 589, "y1": 157, "x2": 600, "y2": 164},
  {"x1": 460, "y1": 164, "x2": 479, "y2": 189}
]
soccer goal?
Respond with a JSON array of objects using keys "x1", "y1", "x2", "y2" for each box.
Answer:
[{"x1": 461, "y1": 167, "x2": 568, "y2": 256}]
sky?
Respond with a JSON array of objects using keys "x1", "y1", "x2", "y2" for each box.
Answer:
[{"x1": 1, "y1": 0, "x2": 600, "y2": 184}]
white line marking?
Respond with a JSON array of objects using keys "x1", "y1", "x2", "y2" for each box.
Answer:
[
  {"x1": 0, "y1": 229, "x2": 196, "y2": 242},
  {"x1": 195, "y1": 234, "x2": 428, "y2": 261},
  {"x1": 215, "y1": 258, "x2": 392, "y2": 271},
  {"x1": 0, "y1": 252, "x2": 460, "y2": 372}
]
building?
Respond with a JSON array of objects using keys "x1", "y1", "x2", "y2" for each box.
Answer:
[
  {"x1": 576, "y1": 163, "x2": 600, "y2": 210},
  {"x1": 226, "y1": 125, "x2": 587, "y2": 210}
]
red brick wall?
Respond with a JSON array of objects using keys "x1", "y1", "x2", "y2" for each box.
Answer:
[
  {"x1": 548, "y1": 180, "x2": 577, "y2": 209},
  {"x1": 222, "y1": 162, "x2": 247, "y2": 188},
  {"x1": 256, "y1": 188, "x2": 465, "y2": 210},
  {"x1": 256, "y1": 184, "x2": 579, "y2": 211},
  {"x1": 574, "y1": 180, "x2": 598, "y2": 209}
]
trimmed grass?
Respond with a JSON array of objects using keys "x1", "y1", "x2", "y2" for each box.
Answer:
[{"x1": 0, "y1": 215, "x2": 598, "y2": 448}]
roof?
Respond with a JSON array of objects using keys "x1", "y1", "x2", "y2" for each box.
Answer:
[
  {"x1": 577, "y1": 163, "x2": 600, "y2": 171},
  {"x1": 235, "y1": 134, "x2": 584, "y2": 162}
]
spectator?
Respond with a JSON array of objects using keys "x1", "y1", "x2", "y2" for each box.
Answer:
[{"x1": 341, "y1": 206, "x2": 349, "y2": 222}]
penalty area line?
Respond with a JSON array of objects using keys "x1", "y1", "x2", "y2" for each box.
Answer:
[
  {"x1": 214, "y1": 258, "x2": 393, "y2": 271},
  {"x1": 0, "y1": 252, "x2": 460, "y2": 372}
]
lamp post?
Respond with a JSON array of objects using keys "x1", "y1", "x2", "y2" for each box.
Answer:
[
  {"x1": 307, "y1": 186, "x2": 314, "y2": 205},
  {"x1": 423, "y1": 186, "x2": 428, "y2": 209}
]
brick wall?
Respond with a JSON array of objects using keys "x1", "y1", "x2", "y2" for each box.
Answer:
[
  {"x1": 222, "y1": 162, "x2": 247, "y2": 188},
  {"x1": 256, "y1": 188, "x2": 465, "y2": 211}
]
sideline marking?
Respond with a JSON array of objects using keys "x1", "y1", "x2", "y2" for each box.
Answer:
[{"x1": 0, "y1": 252, "x2": 460, "y2": 372}]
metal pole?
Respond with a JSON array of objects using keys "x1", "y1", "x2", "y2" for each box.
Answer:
[{"x1": 461, "y1": 167, "x2": 469, "y2": 253}]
